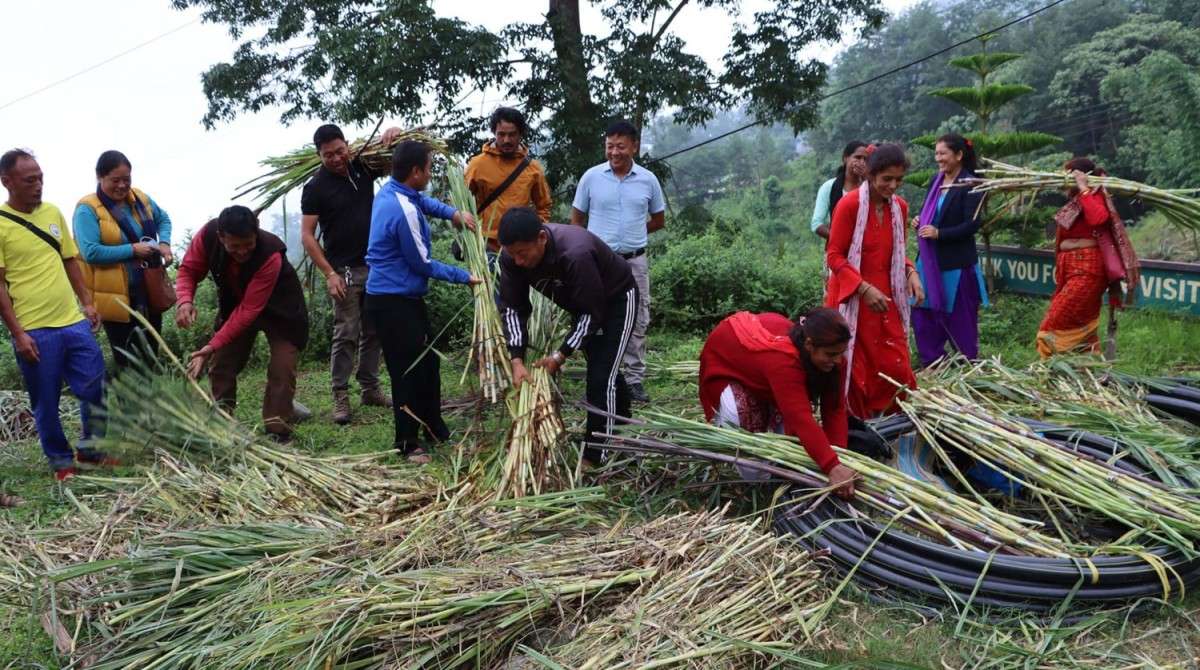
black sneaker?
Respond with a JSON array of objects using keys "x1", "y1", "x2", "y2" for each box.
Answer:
[
  {"x1": 268, "y1": 431, "x2": 294, "y2": 445},
  {"x1": 628, "y1": 382, "x2": 650, "y2": 403}
]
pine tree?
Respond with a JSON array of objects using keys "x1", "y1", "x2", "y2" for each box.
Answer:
[{"x1": 911, "y1": 36, "x2": 1062, "y2": 286}]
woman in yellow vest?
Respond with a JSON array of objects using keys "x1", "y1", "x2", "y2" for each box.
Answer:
[{"x1": 73, "y1": 150, "x2": 174, "y2": 369}]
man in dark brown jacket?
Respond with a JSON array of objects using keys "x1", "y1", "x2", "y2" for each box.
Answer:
[{"x1": 175, "y1": 205, "x2": 309, "y2": 441}]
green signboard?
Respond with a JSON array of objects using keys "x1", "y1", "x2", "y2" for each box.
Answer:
[{"x1": 984, "y1": 245, "x2": 1200, "y2": 317}]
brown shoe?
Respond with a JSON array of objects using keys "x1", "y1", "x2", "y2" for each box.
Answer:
[
  {"x1": 332, "y1": 390, "x2": 351, "y2": 425},
  {"x1": 361, "y1": 388, "x2": 393, "y2": 408},
  {"x1": 405, "y1": 447, "x2": 432, "y2": 465}
]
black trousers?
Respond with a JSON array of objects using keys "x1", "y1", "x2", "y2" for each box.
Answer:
[
  {"x1": 365, "y1": 294, "x2": 448, "y2": 451},
  {"x1": 102, "y1": 311, "x2": 163, "y2": 371},
  {"x1": 583, "y1": 286, "x2": 638, "y2": 462}
]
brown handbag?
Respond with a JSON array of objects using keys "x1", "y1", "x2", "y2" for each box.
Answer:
[{"x1": 142, "y1": 253, "x2": 177, "y2": 314}]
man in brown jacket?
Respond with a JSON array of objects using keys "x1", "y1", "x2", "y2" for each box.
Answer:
[{"x1": 465, "y1": 107, "x2": 552, "y2": 251}]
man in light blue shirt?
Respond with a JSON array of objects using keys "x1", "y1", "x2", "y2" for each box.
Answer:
[{"x1": 571, "y1": 120, "x2": 665, "y2": 402}]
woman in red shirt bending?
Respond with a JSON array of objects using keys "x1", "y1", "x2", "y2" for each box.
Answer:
[
  {"x1": 825, "y1": 143, "x2": 924, "y2": 418},
  {"x1": 699, "y1": 308, "x2": 857, "y2": 499},
  {"x1": 1036, "y1": 158, "x2": 1139, "y2": 358}
]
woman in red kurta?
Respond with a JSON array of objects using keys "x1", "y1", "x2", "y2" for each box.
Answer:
[
  {"x1": 699, "y1": 308, "x2": 857, "y2": 498},
  {"x1": 1036, "y1": 158, "x2": 1139, "y2": 358},
  {"x1": 825, "y1": 143, "x2": 924, "y2": 418}
]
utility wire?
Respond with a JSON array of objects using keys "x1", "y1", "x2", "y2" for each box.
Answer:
[
  {"x1": 0, "y1": 18, "x2": 200, "y2": 113},
  {"x1": 1027, "y1": 80, "x2": 1197, "y2": 135},
  {"x1": 646, "y1": 0, "x2": 1074, "y2": 164}
]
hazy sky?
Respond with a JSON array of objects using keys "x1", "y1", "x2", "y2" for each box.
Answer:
[{"x1": 1, "y1": 0, "x2": 919, "y2": 244}]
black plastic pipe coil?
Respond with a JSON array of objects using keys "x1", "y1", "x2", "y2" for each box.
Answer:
[{"x1": 774, "y1": 416, "x2": 1200, "y2": 613}]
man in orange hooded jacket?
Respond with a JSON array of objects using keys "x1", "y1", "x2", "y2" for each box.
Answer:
[{"x1": 465, "y1": 107, "x2": 552, "y2": 251}]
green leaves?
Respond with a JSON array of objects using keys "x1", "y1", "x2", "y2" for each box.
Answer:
[
  {"x1": 176, "y1": 0, "x2": 885, "y2": 188},
  {"x1": 969, "y1": 132, "x2": 1062, "y2": 159},
  {"x1": 177, "y1": 0, "x2": 512, "y2": 130},
  {"x1": 927, "y1": 84, "x2": 1035, "y2": 118},
  {"x1": 947, "y1": 52, "x2": 1023, "y2": 76},
  {"x1": 910, "y1": 132, "x2": 1061, "y2": 162}
]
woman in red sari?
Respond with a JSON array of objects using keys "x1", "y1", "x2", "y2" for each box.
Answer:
[
  {"x1": 699, "y1": 307, "x2": 857, "y2": 498},
  {"x1": 1036, "y1": 158, "x2": 1139, "y2": 357},
  {"x1": 825, "y1": 143, "x2": 924, "y2": 418}
]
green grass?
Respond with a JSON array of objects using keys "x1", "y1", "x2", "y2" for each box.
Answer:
[
  {"x1": 2, "y1": 308, "x2": 1200, "y2": 667},
  {"x1": 979, "y1": 293, "x2": 1200, "y2": 373},
  {"x1": 1127, "y1": 210, "x2": 1200, "y2": 263}
]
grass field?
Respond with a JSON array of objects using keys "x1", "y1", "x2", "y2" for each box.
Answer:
[{"x1": 2, "y1": 294, "x2": 1199, "y2": 667}]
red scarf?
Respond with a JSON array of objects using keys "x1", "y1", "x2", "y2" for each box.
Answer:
[{"x1": 727, "y1": 311, "x2": 798, "y2": 357}]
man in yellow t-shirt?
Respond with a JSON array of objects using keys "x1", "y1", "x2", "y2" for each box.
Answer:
[{"x1": 0, "y1": 149, "x2": 110, "y2": 481}]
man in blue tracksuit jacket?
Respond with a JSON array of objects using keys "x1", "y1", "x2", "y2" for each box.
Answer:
[{"x1": 366, "y1": 140, "x2": 479, "y2": 463}]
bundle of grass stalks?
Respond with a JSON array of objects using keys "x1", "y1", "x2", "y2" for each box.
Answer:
[
  {"x1": 446, "y1": 163, "x2": 511, "y2": 402},
  {"x1": 607, "y1": 412, "x2": 1073, "y2": 556},
  {"x1": 897, "y1": 384, "x2": 1200, "y2": 555},
  {"x1": 235, "y1": 128, "x2": 450, "y2": 209},
  {"x1": 85, "y1": 452, "x2": 438, "y2": 528},
  {"x1": 99, "y1": 364, "x2": 433, "y2": 521},
  {"x1": 496, "y1": 292, "x2": 568, "y2": 499},
  {"x1": 498, "y1": 365, "x2": 564, "y2": 498},
  {"x1": 538, "y1": 511, "x2": 831, "y2": 669},
  {"x1": 0, "y1": 487, "x2": 604, "y2": 656},
  {"x1": 0, "y1": 390, "x2": 77, "y2": 446},
  {"x1": 36, "y1": 489, "x2": 831, "y2": 670},
  {"x1": 645, "y1": 358, "x2": 700, "y2": 379},
  {"x1": 966, "y1": 159, "x2": 1200, "y2": 231},
  {"x1": 0, "y1": 391, "x2": 34, "y2": 444},
  {"x1": 921, "y1": 357, "x2": 1200, "y2": 486}
]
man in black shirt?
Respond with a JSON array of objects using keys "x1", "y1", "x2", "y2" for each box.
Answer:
[
  {"x1": 301, "y1": 123, "x2": 400, "y2": 424},
  {"x1": 496, "y1": 207, "x2": 638, "y2": 466}
]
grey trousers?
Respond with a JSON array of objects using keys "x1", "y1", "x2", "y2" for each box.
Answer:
[
  {"x1": 621, "y1": 253, "x2": 650, "y2": 385},
  {"x1": 330, "y1": 265, "x2": 383, "y2": 393}
]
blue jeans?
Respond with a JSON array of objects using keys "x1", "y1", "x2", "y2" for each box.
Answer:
[{"x1": 13, "y1": 320, "x2": 106, "y2": 469}]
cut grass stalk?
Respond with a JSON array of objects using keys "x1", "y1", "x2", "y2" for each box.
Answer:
[
  {"x1": 965, "y1": 159, "x2": 1200, "y2": 232},
  {"x1": 236, "y1": 128, "x2": 449, "y2": 211},
  {"x1": 607, "y1": 411, "x2": 1072, "y2": 556},
  {"x1": 446, "y1": 162, "x2": 511, "y2": 403}
]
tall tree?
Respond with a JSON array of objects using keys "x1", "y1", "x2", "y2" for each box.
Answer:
[
  {"x1": 808, "y1": 1, "x2": 964, "y2": 154},
  {"x1": 807, "y1": 0, "x2": 1132, "y2": 157},
  {"x1": 1048, "y1": 15, "x2": 1200, "y2": 184},
  {"x1": 172, "y1": 0, "x2": 886, "y2": 186},
  {"x1": 911, "y1": 37, "x2": 1061, "y2": 281},
  {"x1": 915, "y1": 36, "x2": 1060, "y2": 158}
]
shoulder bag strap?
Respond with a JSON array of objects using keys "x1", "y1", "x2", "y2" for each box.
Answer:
[
  {"x1": 477, "y1": 155, "x2": 533, "y2": 215},
  {"x1": 130, "y1": 192, "x2": 158, "y2": 241},
  {"x1": 0, "y1": 209, "x2": 61, "y2": 254},
  {"x1": 95, "y1": 187, "x2": 145, "y2": 246}
]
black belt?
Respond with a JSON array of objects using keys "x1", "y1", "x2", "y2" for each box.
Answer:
[{"x1": 620, "y1": 248, "x2": 646, "y2": 260}]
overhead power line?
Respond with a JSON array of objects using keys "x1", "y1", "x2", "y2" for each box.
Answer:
[
  {"x1": 0, "y1": 18, "x2": 200, "y2": 113},
  {"x1": 647, "y1": 0, "x2": 1074, "y2": 164}
]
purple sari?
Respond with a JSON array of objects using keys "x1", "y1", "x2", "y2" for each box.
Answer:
[{"x1": 915, "y1": 172, "x2": 946, "y2": 312}]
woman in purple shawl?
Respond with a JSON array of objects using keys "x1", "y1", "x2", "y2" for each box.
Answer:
[{"x1": 911, "y1": 133, "x2": 989, "y2": 367}]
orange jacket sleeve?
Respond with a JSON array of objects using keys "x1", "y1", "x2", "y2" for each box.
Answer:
[{"x1": 531, "y1": 161, "x2": 552, "y2": 222}]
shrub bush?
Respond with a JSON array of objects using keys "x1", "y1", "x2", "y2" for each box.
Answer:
[
  {"x1": 424, "y1": 235, "x2": 475, "y2": 350},
  {"x1": 649, "y1": 233, "x2": 824, "y2": 333}
]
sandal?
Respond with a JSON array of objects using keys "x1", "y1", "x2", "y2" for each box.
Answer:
[{"x1": 406, "y1": 447, "x2": 432, "y2": 465}]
